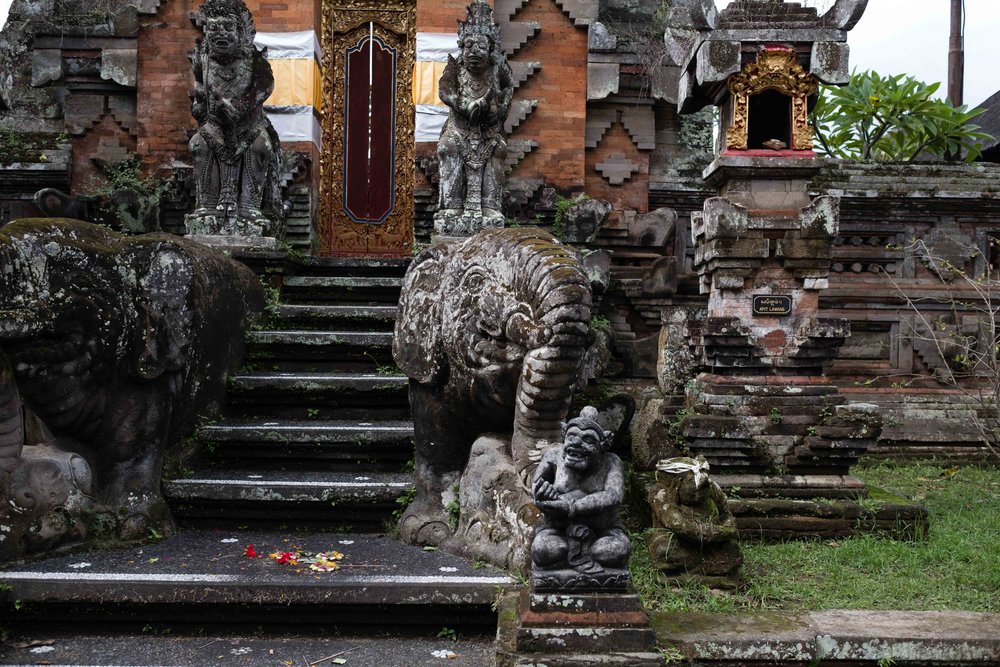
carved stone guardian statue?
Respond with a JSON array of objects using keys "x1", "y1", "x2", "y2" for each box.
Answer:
[
  {"x1": 531, "y1": 406, "x2": 631, "y2": 591},
  {"x1": 434, "y1": 0, "x2": 513, "y2": 237},
  {"x1": 648, "y1": 456, "x2": 743, "y2": 589},
  {"x1": 186, "y1": 0, "x2": 283, "y2": 243}
]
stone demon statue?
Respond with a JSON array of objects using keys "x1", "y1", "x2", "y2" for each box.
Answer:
[
  {"x1": 186, "y1": 0, "x2": 283, "y2": 239},
  {"x1": 434, "y1": 0, "x2": 513, "y2": 236}
]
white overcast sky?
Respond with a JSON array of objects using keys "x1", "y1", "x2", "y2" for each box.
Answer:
[{"x1": 0, "y1": 0, "x2": 998, "y2": 105}]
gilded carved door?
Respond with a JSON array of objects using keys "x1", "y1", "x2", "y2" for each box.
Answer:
[{"x1": 321, "y1": 0, "x2": 415, "y2": 256}]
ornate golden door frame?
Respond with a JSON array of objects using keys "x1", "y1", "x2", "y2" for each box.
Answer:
[
  {"x1": 321, "y1": 0, "x2": 415, "y2": 257},
  {"x1": 725, "y1": 46, "x2": 819, "y2": 153}
]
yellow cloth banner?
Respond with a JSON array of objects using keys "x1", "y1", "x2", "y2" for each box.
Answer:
[
  {"x1": 268, "y1": 59, "x2": 446, "y2": 110},
  {"x1": 413, "y1": 60, "x2": 447, "y2": 107},
  {"x1": 266, "y1": 59, "x2": 322, "y2": 109}
]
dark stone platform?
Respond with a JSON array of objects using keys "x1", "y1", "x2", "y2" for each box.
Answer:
[
  {"x1": 653, "y1": 609, "x2": 1000, "y2": 665},
  {"x1": 0, "y1": 530, "x2": 513, "y2": 630},
  {"x1": 0, "y1": 630, "x2": 494, "y2": 666}
]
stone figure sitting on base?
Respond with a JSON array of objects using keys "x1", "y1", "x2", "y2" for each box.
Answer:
[
  {"x1": 186, "y1": 0, "x2": 283, "y2": 241},
  {"x1": 648, "y1": 456, "x2": 743, "y2": 589},
  {"x1": 434, "y1": 0, "x2": 513, "y2": 237},
  {"x1": 531, "y1": 406, "x2": 631, "y2": 591}
]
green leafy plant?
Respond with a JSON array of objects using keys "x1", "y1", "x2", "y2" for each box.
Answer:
[
  {"x1": 88, "y1": 155, "x2": 167, "y2": 234},
  {"x1": 437, "y1": 627, "x2": 457, "y2": 641},
  {"x1": 446, "y1": 485, "x2": 461, "y2": 530},
  {"x1": 812, "y1": 71, "x2": 993, "y2": 162},
  {"x1": 769, "y1": 407, "x2": 783, "y2": 425}
]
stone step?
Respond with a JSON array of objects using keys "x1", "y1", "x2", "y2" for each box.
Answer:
[
  {"x1": 0, "y1": 530, "x2": 512, "y2": 631},
  {"x1": 282, "y1": 275, "x2": 403, "y2": 303},
  {"x1": 164, "y1": 471, "x2": 413, "y2": 530},
  {"x1": 224, "y1": 372, "x2": 409, "y2": 420},
  {"x1": 244, "y1": 330, "x2": 395, "y2": 369},
  {"x1": 272, "y1": 302, "x2": 398, "y2": 330},
  {"x1": 507, "y1": 653, "x2": 665, "y2": 666},
  {"x1": 0, "y1": 630, "x2": 495, "y2": 667},
  {"x1": 290, "y1": 256, "x2": 410, "y2": 278},
  {"x1": 199, "y1": 419, "x2": 414, "y2": 469}
]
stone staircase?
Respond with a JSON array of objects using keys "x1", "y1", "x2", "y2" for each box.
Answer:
[
  {"x1": 165, "y1": 258, "x2": 414, "y2": 531},
  {"x1": 0, "y1": 256, "x2": 514, "y2": 660}
]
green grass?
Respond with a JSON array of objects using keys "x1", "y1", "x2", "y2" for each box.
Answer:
[{"x1": 631, "y1": 461, "x2": 1000, "y2": 613}]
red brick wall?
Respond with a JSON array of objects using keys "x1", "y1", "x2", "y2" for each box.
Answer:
[
  {"x1": 136, "y1": 0, "x2": 200, "y2": 168},
  {"x1": 508, "y1": 0, "x2": 587, "y2": 191},
  {"x1": 417, "y1": 0, "x2": 470, "y2": 32}
]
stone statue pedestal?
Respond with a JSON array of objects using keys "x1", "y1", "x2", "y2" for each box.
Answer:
[
  {"x1": 186, "y1": 234, "x2": 282, "y2": 251},
  {"x1": 530, "y1": 566, "x2": 630, "y2": 593},
  {"x1": 496, "y1": 589, "x2": 661, "y2": 666}
]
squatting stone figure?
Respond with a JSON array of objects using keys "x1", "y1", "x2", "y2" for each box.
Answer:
[
  {"x1": 648, "y1": 457, "x2": 743, "y2": 589},
  {"x1": 531, "y1": 406, "x2": 631, "y2": 591},
  {"x1": 434, "y1": 0, "x2": 513, "y2": 236},
  {"x1": 186, "y1": 0, "x2": 283, "y2": 239}
]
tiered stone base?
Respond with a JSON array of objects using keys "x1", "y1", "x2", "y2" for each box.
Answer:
[
  {"x1": 682, "y1": 374, "x2": 928, "y2": 540},
  {"x1": 719, "y1": 474, "x2": 929, "y2": 541},
  {"x1": 497, "y1": 589, "x2": 661, "y2": 667}
]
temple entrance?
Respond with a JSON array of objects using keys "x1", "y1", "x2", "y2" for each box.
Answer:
[{"x1": 320, "y1": 0, "x2": 415, "y2": 257}]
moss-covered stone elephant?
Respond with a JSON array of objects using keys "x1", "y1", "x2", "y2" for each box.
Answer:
[
  {"x1": 392, "y1": 228, "x2": 592, "y2": 568},
  {"x1": 0, "y1": 219, "x2": 264, "y2": 561}
]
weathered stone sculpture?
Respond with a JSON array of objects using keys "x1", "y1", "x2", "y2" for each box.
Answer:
[
  {"x1": 185, "y1": 0, "x2": 283, "y2": 242},
  {"x1": 531, "y1": 406, "x2": 631, "y2": 591},
  {"x1": 433, "y1": 0, "x2": 513, "y2": 236},
  {"x1": 0, "y1": 218, "x2": 264, "y2": 561},
  {"x1": 393, "y1": 228, "x2": 591, "y2": 570},
  {"x1": 647, "y1": 456, "x2": 743, "y2": 589}
]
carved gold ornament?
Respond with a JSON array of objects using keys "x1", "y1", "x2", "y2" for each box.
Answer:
[
  {"x1": 320, "y1": 0, "x2": 416, "y2": 256},
  {"x1": 725, "y1": 47, "x2": 819, "y2": 152}
]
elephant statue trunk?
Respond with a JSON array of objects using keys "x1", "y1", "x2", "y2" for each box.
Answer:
[
  {"x1": 0, "y1": 351, "x2": 24, "y2": 487},
  {"x1": 393, "y1": 227, "x2": 592, "y2": 569}
]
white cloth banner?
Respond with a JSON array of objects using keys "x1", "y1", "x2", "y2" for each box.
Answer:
[
  {"x1": 266, "y1": 107, "x2": 322, "y2": 148},
  {"x1": 416, "y1": 32, "x2": 459, "y2": 62},
  {"x1": 416, "y1": 104, "x2": 449, "y2": 143},
  {"x1": 255, "y1": 31, "x2": 321, "y2": 61}
]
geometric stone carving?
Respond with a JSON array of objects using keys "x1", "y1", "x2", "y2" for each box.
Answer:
[
  {"x1": 585, "y1": 107, "x2": 616, "y2": 148},
  {"x1": 596, "y1": 152, "x2": 640, "y2": 186},
  {"x1": 553, "y1": 0, "x2": 599, "y2": 27},
  {"x1": 621, "y1": 105, "x2": 656, "y2": 150}
]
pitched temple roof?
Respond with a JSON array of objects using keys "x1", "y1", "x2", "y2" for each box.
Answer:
[{"x1": 974, "y1": 89, "x2": 1000, "y2": 162}]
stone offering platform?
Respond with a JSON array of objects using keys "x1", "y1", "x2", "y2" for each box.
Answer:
[
  {"x1": 496, "y1": 590, "x2": 662, "y2": 667},
  {"x1": 0, "y1": 530, "x2": 513, "y2": 630},
  {"x1": 654, "y1": 610, "x2": 1000, "y2": 665}
]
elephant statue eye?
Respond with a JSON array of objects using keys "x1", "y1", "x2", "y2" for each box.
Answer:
[{"x1": 462, "y1": 271, "x2": 487, "y2": 291}]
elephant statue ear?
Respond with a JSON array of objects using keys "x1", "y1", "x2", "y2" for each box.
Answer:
[
  {"x1": 129, "y1": 243, "x2": 195, "y2": 381},
  {"x1": 393, "y1": 244, "x2": 450, "y2": 385}
]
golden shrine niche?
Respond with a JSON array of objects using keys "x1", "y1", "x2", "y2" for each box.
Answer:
[
  {"x1": 725, "y1": 47, "x2": 819, "y2": 152},
  {"x1": 320, "y1": 0, "x2": 416, "y2": 257}
]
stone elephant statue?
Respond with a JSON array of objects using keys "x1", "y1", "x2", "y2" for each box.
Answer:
[
  {"x1": 0, "y1": 218, "x2": 264, "y2": 561},
  {"x1": 393, "y1": 228, "x2": 592, "y2": 568}
]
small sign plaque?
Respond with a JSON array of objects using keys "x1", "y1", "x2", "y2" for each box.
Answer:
[{"x1": 753, "y1": 295, "x2": 792, "y2": 316}]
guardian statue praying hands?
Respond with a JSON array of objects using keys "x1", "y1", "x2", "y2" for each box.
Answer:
[
  {"x1": 434, "y1": 0, "x2": 513, "y2": 236},
  {"x1": 186, "y1": 0, "x2": 283, "y2": 240}
]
